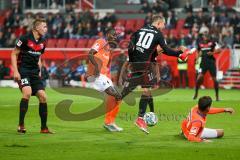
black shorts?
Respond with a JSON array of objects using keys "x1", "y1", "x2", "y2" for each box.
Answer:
[
  {"x1": 18, "y1": 74, "x2": 44, "y2": 96},
  {"x1": 121, "y1": 71, "x2": 158, "y2": 98},
  {"x1": 199, "y1": 62, "x2": 216, "y2": 77}
]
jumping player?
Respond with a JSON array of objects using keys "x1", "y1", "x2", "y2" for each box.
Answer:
[
  {"x1": 181, "y1": 96, "x2": 234, "y2": 142},
  {"x1": 119, "y1": 15, "x2": 189, "y2": 134},
  {"x1": 86, "y1": 28, "x2": 122, "y2": 132},
  {"x1": 11, "y1": 18, "x2": 53, "y2": 134}
]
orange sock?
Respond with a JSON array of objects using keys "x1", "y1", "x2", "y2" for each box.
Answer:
[{"x1": 104, "y1": 95, "x2": 121, "y2": 124}]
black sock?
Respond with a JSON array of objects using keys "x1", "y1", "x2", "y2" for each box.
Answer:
[
  {"x1": 148, "y1": 95, "x2": 154, "y2": 112},
  {"x1": 138, "y1": 95, "x2": 148, "y2": 117},
  {"x1": 19, "y1": 98, "x2": 29, "y2": 126},
  {"x1": 214, "y1": 80, "x2": 219, "y2": 98},
  {"x1": 39, "y1": 103, "x2": 48, "y2": 129}
]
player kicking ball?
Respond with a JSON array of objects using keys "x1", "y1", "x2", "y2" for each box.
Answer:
[
  {"x1": 86, "y1": 28, "x2": 122, "y2": 132},
  {"x1": 181, "y1": 96, "x2": 235, "y2": 142},
  {"x1": 11, "y1": 18, "x2": 53, "y2": 134},
  {"x1": 117, "y1": 15, "x2": 190, "y2": 134}
]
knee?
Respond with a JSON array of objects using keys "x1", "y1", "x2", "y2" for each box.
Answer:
[
  {"x1": 217, "y1": 129, "x2": 224, "y2": 138},
  {"x1": 38, "y1": 92, "x2": 47, "y2": 103},
  {"x1": 22, "y1": 92, "x2": 31, "y2": 99}
]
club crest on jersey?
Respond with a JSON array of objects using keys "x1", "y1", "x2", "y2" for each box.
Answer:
[{"x1": 16, "y1": 40, "x2": 22, "y2": 47}]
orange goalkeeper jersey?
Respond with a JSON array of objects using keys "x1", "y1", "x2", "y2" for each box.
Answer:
[
  {"x1": 87, "y1": 38, "x2": 111, "y2": 77},
  {"x1": 181, "y1": 105, "x2": 225, "y2": 142}
]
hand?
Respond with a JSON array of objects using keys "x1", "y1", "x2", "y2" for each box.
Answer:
[
  {"x1": 94, "y1": 68, "x2": 100, "y2": 77},
  {"x1": 179, "y1": 46, "x2": 187, "y2": 52},
  {"x1": 224, "y1": 108, "x2": 235, "y2": 114},
  {"x1": 202, "y1": 139, "x2": 213, "y2": 143},
  {"x1": 207, "y1": 51, "x2": 214, "y2": 56},
  {"x1": 13, "y1": 71, "x2": 21, "y2": 82},
  {"x1": 118, "y1": 77, "x2": 123, "y2": 86}
]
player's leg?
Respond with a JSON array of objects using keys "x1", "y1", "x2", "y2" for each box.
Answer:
[
  {"x1": 17, "y1": 76, "x2": 32, "y2": 133},
  {"x1": 209, "y1": 64, "x2": 219, "y2": 101},
  {"x1": 93, "y1": 74, "x2": 123, "y2": 131},
  {"x1": 33, "y1": 76, "x2": 53, "y2": 134},
  {"x1": 201, "y1": 128, "x2": 224, "y2": 139},
  {"x1": 18, "y1": 86, "x2": 32, "y2": 133},
  {"x1": 193, "y1": 69, "x2": 205, "y2": 100}
]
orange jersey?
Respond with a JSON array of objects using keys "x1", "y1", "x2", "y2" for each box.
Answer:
[
  {"x1": 181, "y1": 105, "x2": 225, "y2": 142},
  {"x1": 87, "y1": 38, "x2": 111, "y2": 77}
]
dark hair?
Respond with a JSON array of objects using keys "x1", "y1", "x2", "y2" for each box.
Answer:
[
  {"x1": 33, "y1": 18, "x2": 47, "y2": 29},
  {"x1": 105, "y1": 28, "x2": 115, "y2": 35},
  {"x1": 198, "y1": 96, "x2": 212, "y2": 112}
]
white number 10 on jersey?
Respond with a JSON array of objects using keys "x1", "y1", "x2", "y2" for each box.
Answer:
[{"x1": 136, "y1": 31, "x2": 154, "y2": 49}]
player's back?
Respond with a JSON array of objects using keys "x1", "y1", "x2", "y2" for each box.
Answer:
[
  {"x1": 129, "y1": 24, "x2": 161, "y2": 63},
  {"x1": 181, "y1": 106, "x2": 207, "y2": 137},
  {"x1": 87, "y1": 38, "x2": 111, "y2": 77}
]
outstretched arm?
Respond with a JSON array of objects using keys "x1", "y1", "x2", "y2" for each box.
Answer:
[{"x1": 208, "y1": 107, "x2": 235, "y2": 114}]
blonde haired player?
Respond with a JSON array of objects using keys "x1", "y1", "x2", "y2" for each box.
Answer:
[{"x1": 87, "y1": 28, "x2": 122, "y2": 132}]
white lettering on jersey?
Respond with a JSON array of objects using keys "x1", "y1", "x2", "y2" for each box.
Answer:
[
  {"x1": 92, "y1": 43, "x2": 100, "y2": 51},
  {"x1": 190, "y1": 127, "x2": 199, "y2": 135}
]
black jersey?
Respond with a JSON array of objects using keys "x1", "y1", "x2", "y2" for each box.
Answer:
[
  {"x1": 15, "y1": 32, "x2": 47, "y2": 74},
  {"x1": 128, "y1": 24, "x2": 182, "y2": 63},
  {"x1": 197, "y1": 38, "x2": 216, "y2": 63}
]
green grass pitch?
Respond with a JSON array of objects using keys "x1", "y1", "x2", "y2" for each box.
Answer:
[{"x1": 0, "y1": 87, "x2": 239, "y2": 160}]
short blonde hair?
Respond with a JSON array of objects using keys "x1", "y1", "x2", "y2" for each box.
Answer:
[
  {"x1": 152, "y1": 15, "x2": 165, "y2": 24},
  {"x1": 33, "y1": 18, "x2": 47, "y2": 29}
]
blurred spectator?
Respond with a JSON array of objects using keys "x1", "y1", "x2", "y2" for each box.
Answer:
[
  {"x1": 222, "y1": 30, "x2": 234, "y2": 48},
  {"x1": 184, "y1": 12, "x2": 195, "y2": 29},
  {"x1": 219, "y1": 12, "x2": 229, "y2": 27},
  {"x1": 114, "y1": 21, "x2": 125, "y2": 40},
  {"x1": 152, "y1": 2, "x2": 161, "y2": 13},
  {"x1": 191, "y1": 23, "x2": 199, "y2": 35},
  {"x1": 72, "y1": 61, "x2": 86, "y2": 87},
  {"x1": 160, "y1": 61, "x2": 172, "y2": 82},
  {"x1": 234, "y1": 34, "x2": 240, "y2": 45},
  {"x1": 221, "y1": 22, "x2": 234, "y2": 37},
  {"x1": 178, "y1": 33, "x2": 192, "y2": 47},
  {"x1": 184, "y1": 0, "x2": 193, "y2": 13},
  {"x1": 12, "y1": 3, "x2": 22, "y2": 15},
  {"x1": 72, "y1": 22, "x2": 84, "y2": 38},
  {"x1": 199, "y1": 23, "x2": 209, "y2": 34},
  {"x1": 14, "y1": 24, "x2": 26, "y2": 37},
  {"x1": 83, "y1": 22, "x2": 97, "y2": 38},
  {"x1": 140, "y1": 2, "x2": 151, "y2": 13},
  {"x1": 48, "y1": 61, "x2": 58, "y2": 78},
  {"x1": 0, "y1": 31, "x2": 5, "y2": 47},
  {"x1": 12, "y1": 15, "x2": 21, "y2": 28},
  {"x1": 209, "y1": 11, "x2": 219, "y2": 26},
  {"x1": 165, "y1": 11, "x2": 177, "y2": 29},
  {"x1": 230, "y1": 12, "x2": 239, "y2": 27},
  {"x1": 96, "y1": 22, "x2": 105, "y2": 35},
  {"x1": 166, "y1": 33, "x2": 178, "y2": 48},
  {"x1": 102, "y1": 12, "x2": 116, "y2": 25},
  {"x1": 5, "y1": 33, "x2": 16, "y2": 47},
  {"x1": 144, "y1": 12, "x2": 152, "y2": 25},
  {"x1": 62, "y1": 63, "x2": 71, "y2": 84},
  {"x1": 22, "y1": 13, "x2": 34, "y2": 32},
  {"x1": 63, "y1": 23, "x2": 74, "y2": 38},
  {"x1": 214, "y1": 0, "x2": 227, "y2": 13}
]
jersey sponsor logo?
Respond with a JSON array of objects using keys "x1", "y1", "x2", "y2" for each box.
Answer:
[
  {"x1": 27, "y1": 40, "x2": 45, "y2": 51},
  {"x1": 28, "y1": 50, "x2": 42, "y2": 55},
  {"x1": 16, "y1": 40, "x2": 22, "y2": 47},
  {"x1": 190, "y1": 127, "x2": 199, "y2": 135}
]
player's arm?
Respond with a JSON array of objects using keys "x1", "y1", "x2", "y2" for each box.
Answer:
[
  {"x1": 38, "y1": 58, "x2": 42, "y2": 78},
  {"x1": 118, "y1": 61, "x2": 129, "y2": 85},
  {"x1": 187, "y1": 121, "x2": 203, "y2": 142},
  {"x1": 208, "y1": 107, "x2": 235, "y2": 114},
  {"x1": 11, "y1": 47, "x2": 21, "y2": 81},
  {"x1": 157, "y1": 32, "x2": 185, "y2": 57},
  {"x1": 88, "y1": 49, "x2": 99, "y2": 77},
  {"x1": 208, "y1": 42, "x2": 221, "y2": 56}
]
